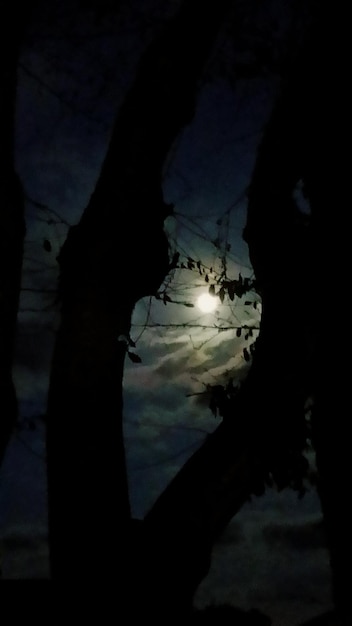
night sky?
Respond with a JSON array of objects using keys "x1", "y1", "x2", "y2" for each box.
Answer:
[{"x1": 0, "y1": 1, "x2": 335, "y2": 623}]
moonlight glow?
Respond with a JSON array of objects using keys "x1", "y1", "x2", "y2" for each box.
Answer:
[{"x1": 197, "y1": 292, "x2": 218, "y2": 313}]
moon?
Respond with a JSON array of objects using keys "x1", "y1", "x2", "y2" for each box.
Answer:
[{"x1": 197, "y1": 292, "x2": 218, "y2": 313}]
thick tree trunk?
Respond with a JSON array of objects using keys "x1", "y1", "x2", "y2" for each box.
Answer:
[
  {"x1": 139, "y1": 415, "x2": 271, "y2": 618},
  {"x1": 0, "y1": 170, "x2": 24, "y2": 468},
  {"x1": 0, "y1": 10, "x2": 30, "y2": 468},
  {"x1": 46, "y1": 0, "x2": 232, "y2": 600},
  {"x1": 243, "y1": 14, "x2": 350, "y2": 623},
  {"x1": 140, "y1": 9, "x2": 351, "y2": 622}
]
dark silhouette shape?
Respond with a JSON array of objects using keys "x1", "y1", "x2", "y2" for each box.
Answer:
[{"x1": 243, "y1": 7, "x2": 351, "y2": 624}]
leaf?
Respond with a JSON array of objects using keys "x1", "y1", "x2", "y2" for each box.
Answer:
[
  {"x1": 209, "y1": 284, "x2": 215, "y2": 296},
  {"x1": 43, "y1": 239, "x2": 52, "y2": 252},
  {"x1": 244, "y1": 301, "x2": 252, "y2": 306},
  {"x1": 127, "y1": 351, "x2": 142, "y2": 364},
  {"x1": 205, "y1": 274, "x2": 209, "y2": 283},
  {"x1": 219, "y1": 286, "x2": 225, "y2": 303},
  {"x1": 183, "y1": 302, "x2": 194, "y2": 308},
  {"x1": 163, "y1": 293, "x2": 172, "y2": 305},
  {"x1": 243, "y1": 347, "x2": 250, "y2": 362},
  {"x1": 228, "y1": 282, "x2": 236, "y2": 301},
  {"x1": 170, "y1": 251, "x2": 179, "y2": 269},
  {"x1": 236, "y1": 327, "x2": 242, "y2": 337}
]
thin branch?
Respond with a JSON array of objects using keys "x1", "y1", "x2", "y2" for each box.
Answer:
[
  {"x1": 25, "y1": 194, "x2": 72, "y2": 227},
  {"x1": 132, "y1": 322, "x2": 260, "y2": 331},
  {"x1": 19, "y1": 62, "x2": 105, "y2": 127}
]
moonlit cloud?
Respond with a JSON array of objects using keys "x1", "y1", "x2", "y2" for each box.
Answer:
[{"x1": 195, "y1": 491, "x2": 333, "y2": 625}]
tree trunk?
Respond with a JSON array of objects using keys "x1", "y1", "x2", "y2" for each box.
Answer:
[
  {"x1": 46, "y1": 0, "x2": 233, "y2": 601},
  {"x1": 243, "y1": 13, "x2": 350, "y2": 623},
  {"x1": 139, "y1": 415, "x2": 271, "y2": 619},
  {"x1": 0, "y1": 9, "x2": 31, "y2": 468},
  {"x1": 139, "y1": 9, "x2": 351, "y2": 622}
]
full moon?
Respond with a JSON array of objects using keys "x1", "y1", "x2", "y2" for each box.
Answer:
[{"x1": 197, "y1": 292, "x2": 218, "y2": 313}]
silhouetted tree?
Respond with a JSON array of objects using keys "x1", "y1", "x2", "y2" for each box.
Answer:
[
  {"x1": 4, "y1": 2, "x2": 340, "y2": 624},
  {"x1": 139, "y1": 5, "x2": 349, "y2": 624},
  {"x1": 0, "y1": 7, "x2": 32, "y2": 468},
  {"x1": 45, "y1": 0, "x2": 233, "y2": 610},
  {"x1": 243, "y1": 7, "x2": 350, "y2": 623}
]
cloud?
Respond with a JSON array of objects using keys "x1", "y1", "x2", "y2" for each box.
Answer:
[
  {"x1": 154, "y1": 352, "x2": 192, "y2": 378},
  {"x1": 0, "y1": 425, "x2": 49, "y2": 579},
  {"x1": 12, "y1": 319, "x2": 57, "y2": 416},
  {"x1": 131, "y1": 316, "x2": 257, "y2": 398},
  {"x1": 2, "y1": 525, "x2": 47, "y2": 551},
  {"x1": 123, "y1": 319, "x2": 257, "y2": 518},
  {"x1": 195, "y1": 489, "x2": 333, "y2": 625},
  {"x1": 262, "y1": 519, "x2": 327, "y2": 551},
  {"x1": 123, "y1": 378, "x2": 218, "y2": 518},
  {"x1": 1, "y1": 526, "x2": 49, "y2": 579}
]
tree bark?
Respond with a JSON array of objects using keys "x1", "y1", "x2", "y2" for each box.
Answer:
[{"x1": 46, "y1": 0, "x2": 233, "y2": 600}]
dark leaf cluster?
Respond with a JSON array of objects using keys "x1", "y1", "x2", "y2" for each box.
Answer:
[{"x1": 207, "y1": 378, "x2": 313, "y2": 498}]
